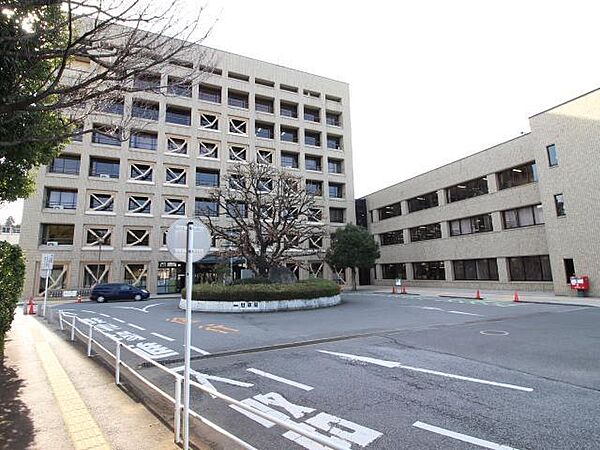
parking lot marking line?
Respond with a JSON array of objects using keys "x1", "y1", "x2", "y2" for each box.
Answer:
[
  {"x1": 82, "y1": 310, "x2": 95, "y2": 314},
  {"x1": 413, "y1": 421, "x2": 519, "y2": 449},
  {"x1": 128, "y1": 323, "x2": 145, "y2": 331},
  {"x1": 319, "y1": 350, "x2": 533, "y2": 392},
  {"x1": 151, "y1": 332, "x2": 175, "y2": 342},
  {"x1": 448, "y1": 310, "x2": 482, "y2": 316},
  {"x1": 247, "y1": 368, "x2": 314, "y2": 391},
  {"x1": 190, "y1": 345, "x2": 211, "y2": 355},
  {"x1": 99, "y1": 313, "x2": 110, "y2": 318},
  {"x1": 112, "y1": 317, "x2": 126, "y2": 323},
  {"x1": 421, "y1": 306, "x2": 444, "y2": 311}
]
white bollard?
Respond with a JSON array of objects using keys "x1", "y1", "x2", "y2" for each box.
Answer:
[
  {"x1": 115, "y1": 342, "x2": 121, "y2": 385},
  {"x1": 175, "y1": 376, "x2": 183, "y2": 444},
  {"x1": 87, "y1": 324, "x2": 93, "y2": 357},
  {"x1": 70, "y1": 317, "x2": 76, "y2": 341}
]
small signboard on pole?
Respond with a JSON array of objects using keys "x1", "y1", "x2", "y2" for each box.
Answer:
[{"x1": 41, "y1": 254, "x2": 54, "y2": 317}]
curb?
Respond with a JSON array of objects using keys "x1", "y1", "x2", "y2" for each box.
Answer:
[{"x1": 517, "y1": 300, "x2": 597, "y2": 308}]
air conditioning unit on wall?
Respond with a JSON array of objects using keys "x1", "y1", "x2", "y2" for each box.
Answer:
[{"x1": 46, "y1": 241, "x2": 59, "y2": 246}]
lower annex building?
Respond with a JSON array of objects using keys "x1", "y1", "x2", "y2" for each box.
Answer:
[{"x1": 358, "y1": 87, "x2": 600, "y2": 297}]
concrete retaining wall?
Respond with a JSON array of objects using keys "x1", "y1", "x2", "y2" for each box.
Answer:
[{"x1": 178, "y1": 295, "x2": 342, "y2": 313}]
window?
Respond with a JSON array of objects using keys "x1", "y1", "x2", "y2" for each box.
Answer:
[
  {"x1": 305, "y1": 130, "x2": 321, "y2": 147},
  {"x1": 167, "y1": 76, "x2": 192, "y2": 97},
  {"x1": 327, "y1": 134, "x2": 342, "y2": 150},
  {"x1": 280, "y1": 84, "x2": 298, "y2": 93},
  {"x1": 407, "y1": 192, "x2": 439, "y2": 213},
  {"x1": 164, "y1": 198, "x2": 185, "y2": 215},
  {"x1": 554, "y1": 194, "x2": 566, "y2": 216},
  {"x1": 41, "y1": 224, "x2": 74, "y2": 245},
  {"x1": 257, "y1": 149, "x2": 273, "y2": 165},
  {"x1": 382, "y1": 263, "x2": 406, "y2": 279},
  {"x1": 257, "y1": 178, "x2": 273, "y2": 192},
  {"x1": 83, "y1": 264, "x2": 108, "y2": 287},
  {"x1": 503, "y1": 204, "x2": 544, "y2": 229},
  {"x1": 326, "y1": 111, "x2": 341, "y2": 127},
  {"x1": 305, "y1": 155, "x2": 322, "y2": 171},
  {"x1": 256, "y1": 122, "x2": 274, "y2": 139},
  {"x1": 564, "y1": 258, "x2": 575, "y2": 284},
  {"x1": 280, "y1": 101, "x2": 298, "y2": 118},
  {"x1": 256, "y1": 96, "x2": 274, "y2": 113},
  {"x1": 309, "y1": 262, "x2": 324, "y2": 278},
  {"x1": 228, "y1": 90, "x2": 249, "y2": 109},
  {"x1": 229, "y1": 118, "x2": 247, "y2": 135},
  {"x1": 497, "y1": 162, "x2": 538, "y2": 190},
  {"x1": 165, "y1": 167, "x2": 186, "y2": 185},
  {"x1": 229, "y1": 145, "x2": 247, "y2": 162},
  {"x1": 72, "y1": 122, "x2": 84, "y2": 142},
  {"x1": 200, "y1": 113, "x2": 219, "y2": 130},
  {"x1": 129, "y1": 131, "x2": 157, "y2": 151},
  {"x1": 380, "y1": 230, "x2": 404, "y2": 246},
  {"x1": 309, "y1": 237, "x2": 323, "y2": 250},
  {"x1": 228, "y1": 72, "x2": 249, "y2": 82},
  {"x1": 86, "y1": 228, "x2": 111, "y2": 246},
  {"x1": 306, "y1": 180, "x2": 322, "y2": 196},
  {"x1": 227, "y1": 202, "x2": 247, "y2": 218},
  {"x1": 229, "y1": 175, "x2": 245, "y2": 190},
  {"x1": 303, "y1": 89, "x2": 320, "y2": 99},
  {"x1": 125, "y1": 229, "x2": 150, "y2": 247},
  {"x1": 88, "y1": 193, "x2": 114, "y2": 212},
  {"x1": 196, "y1": 169, "x2": 219, "y2": 187},
  {"x1": 89, "y1": 158, "x2": 119, "y2": 178},
  {"x1": 131, "y1": 100, "x2": 159, "y2": 121},
  {"x1": 49, "y1": 155, "x2": 80, "y2": 175},
  {"x1": 508, "y1": 255, "x2": 552, "y2": 281},
  {"x1": 446, "y1": 177, "x2": 488, "y2": 203},
  {"x1": 195, "y1": 198, "x2": 219, "y2": 217},
  {"x1": 378, "y1": 202, "x2": 401, "y2": 220},
  {"x1": 280, "y1": 126, "x2": 298, "y2": 143},
  {"x1": 410, "y1": 223, "x2": 442, "y2": 242},
  {"x1": 329, "y1": 207, "x2": 345, "y2": 223},
  {"x1": 453, "y1": 259, "x2": 499, "y2": 281},
  {"x1": 92, "y1": 125, "x2": 121, "y2": 146},
  {"x1": 124, "y1": 264, "x2": 148, "y2": 288},
  {"x1": 281, "y1": 152, "x2": 299, "y2": 169},
  {"x1": 166, "y1": 106, "x2": 191, "y2": 126},
  {"x1": 326, "y1": 94, "x2": 342, "y2": 104},
  {"x1": 328, "y1": 183, "x2": 344, "y2": 199},
  {"x1": 133, "y1": 73, "x2": 161, "y2": 91},
  {"x1": 328, "y1": 158, "x2": 343, "y2": 174},
  {"x1": 449, "y1": 213, "x2": 493, "y2": 236},
  {"x1": 102, "y1": 100, "x2": 124, "y2": 115},
  {"x1": 304, "y1": 106, "x2": 320, "y2": 123},
  {"x1": 199, "y1": 84, "x2": 221, "y2": 103},
  {"x1": 45, "y1": 189, "x2": 77, "y2": 210},
  {"x1": 547, "y1": 144, "x2": 559, "y2": 167},
  {"x1": 128, "y1": 196, "x2": 151, "y2": 214},
  {"x1": 129, "y1": 163, "x2": 153, "y2": 182},
  {"x1": 166, "y1": 137, "x2": 188, "y2": 155},
  {"x1": 199, "y1": 141, "x2": 218, "y2": 159},
  {"x1": 413, "y1": 261, "x2": 445, "y2": 280},
  {"x1": 255, "y1": 78, "x2": 274, "y2": 87},
  {"x1": 307, "y1": 208, "x2": 322, "y2": 222}
]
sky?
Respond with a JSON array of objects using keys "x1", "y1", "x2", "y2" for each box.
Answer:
[{"x1": 3, "y1": 0, "x2": 600, "y2": 223}]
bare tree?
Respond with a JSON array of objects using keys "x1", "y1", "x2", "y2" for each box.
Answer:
[{"x1": 200, "y1": 163, "x2": 327, "y2": 278}]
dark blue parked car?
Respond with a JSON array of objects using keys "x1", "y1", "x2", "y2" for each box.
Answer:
[{"x1": 90, "y1": 283, "x2": 150, "y2": 303}]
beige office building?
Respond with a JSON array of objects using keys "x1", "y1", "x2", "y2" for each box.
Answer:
[
  {"x1": 360, "y1": 88, "x2": 600, "y2": 297},
  {"x1": 20, "y1": 45, "x2": 355, "y2": 296}
]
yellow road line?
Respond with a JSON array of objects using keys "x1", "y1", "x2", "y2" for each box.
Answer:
[{"x1": 36, "y1": 340, "x2": 111, "y2": 450}]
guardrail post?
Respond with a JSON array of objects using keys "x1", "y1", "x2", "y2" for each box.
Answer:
[
  {"x1": 174, "y1": 376, "x2": 182, "y2": 444},
  {"x1": 59, "y1": 311, "x2": 64, "y2": 331},
  {"x1": 115, "y1": 341, "x2": 121, "y2": 385},
  {"x1": 87, "y1": 324, "x2": 93, "y2": 357},
  {"x1": 70, "y1": 317, "x2": 76, "y2": 341}
]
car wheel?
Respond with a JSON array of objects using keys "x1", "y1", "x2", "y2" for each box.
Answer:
[
  {"x1": 134, "y1": 294, "x2": 142, "y2": 301},
  {"x1": 96, "y1": 296, "x2": 106, "y2": 303}
]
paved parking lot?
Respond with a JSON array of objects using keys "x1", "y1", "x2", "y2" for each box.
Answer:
[{"x1": 50, "y1": 293, "x2": 600, "y2": 449}]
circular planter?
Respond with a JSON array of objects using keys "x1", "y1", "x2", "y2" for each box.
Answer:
[{"x1": 179, "y1": 294, "x2": 341, "y2": 313}]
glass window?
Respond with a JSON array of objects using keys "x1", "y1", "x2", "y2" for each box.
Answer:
[
  {"x1": 166, "y1": 106, "x2": 191, "y2": 126},
  {"x1": 83, "y1": 264, "x2": 108, "y2": 287},
  {"x1": 41, "y1": 224, "x2": 74, "y2": 245},
  {"x1": 256, "y1": 122, "x2": 274, "y2": 139},
  {"x1": 229, "y1": 118, "x2": 247, "y2": 135},
  {"x1": 305, "y1": 156, "x2": 322, "y2": 171},
  {"x1": 380, "y1": 230, "x2": 404, "y2": 246},
  {"x1": 327, "y1": 134, "x2": 342, "y2": 150},
  {"x1": 199, "y1": 141, "x2": 218, "y2": 158},
  {"x1": 228, "y1": 90, "x2": 249, "y2": 109},
  {"x1": 195, "y1": 198, "x2": 219, "y2": 217},
  {"x1": 128, "y1": 196, "x2": 151, "y2": 214},
  {"x1": 102, "y1": 100, "x2": 124, "y2": 115},
  {"x1": 509, "y1": 255, "x2": 552, "y2": 281},
  {"x1": 497, "y1": 162, "x2": 538, "y2": 190},
  {"x1": 46, "y1": 189, "x2": 77, "y2": 209},
  {"x1": 229, "y1": 145, "x2": 247, "y2": 161},
  {"x1": 125, "y1": 229, "x2": 150, "y2": 247},
  {"x1": 381, "y1": 263, "x2": 406, "y2": 279},
  {"x1": 199, "y1": 84, "x2": 221, "y2": 103},
  {"x1": 305, "y1": 131, "x2": 321, "y2": 147},
  {"x1": 378, "y1": 202, "x2": 402, "y2": 220},
  {"x1": 281, "y1": 152, "x2": 299, "y2": 169},
  {"x1": 502, "y1": 205, "x2": 544, "y2": 229},
  {"x1": 49, "y1": 155, "x2": 80, "y2": 175},
  {"x1": 453, "y1": 259, "x2": 498, "y2": 280},
  {"x1": 255, "y1": 96, "x2": 274, "y2": 113},
  {"x1": 554, "y1": 194, "x2": 565, "y2": 216},
  {"x1": 129, "y1": 163, "x2": 153, "y2": 182},
  {"x1": 407, "y1": 192, "x2": 439, "y2": 213},
  {"x1": 131, "y1": 100, "x2": 159, "y2": 120},
  {"x1": 306, "y1": 180, "x2": 322, "y2": 196},
  {"x1": 165, "y1": 167, "x2": 186, "y2": 185},
  {"x1": 167, "y1": 137, "x2": 188, "y2": 155},
  {"x1": 91, "y1": 125, "x2": 121, "y2": 146},
  {"x1": 446, "y1": 177, "x2": 489, "y2": 203},
  {"x1": 167, "y1": 76, "x2": 192, "y2": 97},
  {"x1": 86, "y1": 228, "x2": 111, "y2": 246},
  {"x1": 326, "y1": 111, "x2": 341, "y2": 127},
  {"x1": 413, "y1": 261, "x2": 445, "y2": 280},
  {"x1": 129, "y1": 131, "x2": 157, "y2": 151},
  {"x1": 89, "y1": 193, "x2": 114, "y2": 211},
  {"x1": 328, "y1": 183, "x2": 344, "y2": 199},
  {"x1": 280, "y1": 101, "x2": 298, "y2": 118},
  {"x1": 257, "y1": 149, "x2": 273, "y2": 164},
  {"x1": 227, "y1": 202, "x2": 247, "y2": 218},
  {"x1": 133, "y1": 73, "x2": 160, "y2": 90},
  {"x1": 196, "y1": 169, "x2": 219, "y2": 187},
  {"x1": 304, "y1": 106, "x2": 320, "y2": 123},
  {"x1": 124, "y1": 264, "x2": 148, "y2": 288},
  {"x1": 200, "y1": 113, "x2": 219, "y2": 130},
  {"x1": 280, "y1": 126, "x2": 298, "y2": 143},
  {"x1": 164, "y1": 198, "x2": 185, "y2": 215},
  {"x1": 328, "y1": 158, "x2": 343, "y2": 174},
  {"x1": 89, "y1": 158, "x2": 119, "y2": 178},
  {"x1": 409, "y1": 223, "x2": 442, "y2": 242},
  {"x1": 329, "y1": 208, "x2": 345, "y2": 223},
  {"x1": 547, "y1": 144, "x2": 559, "y2": 167}
]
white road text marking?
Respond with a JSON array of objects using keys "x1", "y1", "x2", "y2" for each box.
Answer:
[
  {"x1": 247, "y1": 368, "x2": 314, "y2": 391},
  {"x1": 413, "y1": 421, "x2": 519, "y2": 449}
]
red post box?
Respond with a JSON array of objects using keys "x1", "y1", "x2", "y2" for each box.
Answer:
[{"x1": 570, "y1": 275, "x2": 589, "y2": 296}]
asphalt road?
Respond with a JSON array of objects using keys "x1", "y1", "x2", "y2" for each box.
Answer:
[{"x1": 49, "y1": 293, "x2": 600, "y2": 450}]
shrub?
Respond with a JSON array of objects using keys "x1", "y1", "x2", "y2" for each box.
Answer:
[
  {"x1": 0, "y1": 242, "x2": 25, "y2": 355},
  {"x1": 232, "y1": 277, "x2": 272, "y2": 285},
  {"x1": 183, "y1": 279, "x2": 340, "y2": 302}
]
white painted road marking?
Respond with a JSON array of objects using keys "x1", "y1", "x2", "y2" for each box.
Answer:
[
  {"x1": 99, "y1": 313, "x2": 110, "y2": 318},
  {"x1": 151, "y1": 332, "x2": 175, "y2": 342},
  {"x1": 247, "y1": 368, "x2": 314, "y2": 391},
  {"x1": 128, "y1": 323, "x2": 145, "y2": 331},
  {"x1": 421, "y1": 306, "x2": 444, "y2": 311},
  {"x1": 413, "y1": 421, "x2": 519, "y2": 449},
  {"x1": 112, "y1": 317, "x2": 126, "y2": 323},
  {"x1": 82, "y1": 310, "x2": 96, "y2": 313},
  {"x1": 448, "y1": 310, "x2": 482, "y2": 316},
  {"x1": 319, "y1": 350, "x2": 533, "y2": 392},
  {"x1": 190, "y1": 345, "x2": 211, "y2": 355},
  {"x1": 112, "y1": 303, "x2": 164, "y2": 313}
]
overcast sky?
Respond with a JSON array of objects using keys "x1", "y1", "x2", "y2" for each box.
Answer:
[{"x1": 3, "y1": 0, "x2": 600, "y2": 223}]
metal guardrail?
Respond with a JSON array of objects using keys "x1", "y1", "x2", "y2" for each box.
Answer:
[{"x1": 57, "y1": 311, "x2": 346, "y2": 450}]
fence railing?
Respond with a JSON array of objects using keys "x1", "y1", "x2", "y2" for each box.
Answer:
[{"x1": 57, "y1": 311, "x2": 346, "y2": 450}]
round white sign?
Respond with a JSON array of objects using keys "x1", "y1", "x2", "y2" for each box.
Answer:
[{"x1": 166, "y1": 218, "x2": 212, "y2": 263}]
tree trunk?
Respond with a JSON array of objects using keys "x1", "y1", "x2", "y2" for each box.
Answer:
[{"x1": 352, "y1": 267, "x2": 357, "y2": 291}]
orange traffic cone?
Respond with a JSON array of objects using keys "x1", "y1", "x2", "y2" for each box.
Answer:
[
  {"x1": 401, "y1": 285, "x2": 407, "y2": 294},
  {"x1": 27, "y1": 297, "x2": 36, "y2": 315},
  {"x1": 475, "y1": 289, "x2": 482, "y2": 300},
  {"x1": 392, "y1": 286, "x2": 397, "y2": 294},
  {"x1": 513, "y1": 290, "x2": 520, "y2": 303}
]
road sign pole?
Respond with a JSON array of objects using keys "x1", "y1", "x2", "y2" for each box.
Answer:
[
  {"x1": 183, "y1": 221, "x2": 194, "y2": 450},
  {"x1": 42, "y1": 272, "x2": 49, "y2": 317}
]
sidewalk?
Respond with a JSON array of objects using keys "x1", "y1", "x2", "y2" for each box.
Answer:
[
  {"x1": 0, "y1": 310, "x2": 178, "y2": 450},
  {"x1": 350, "y1": 284, "x2": 600, "y2": 307}
]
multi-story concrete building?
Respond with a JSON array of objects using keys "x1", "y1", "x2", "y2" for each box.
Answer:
[
  {"x1": 360, "y1": 88, "x2": 600, "y2": 297},
  {"x1": 20, "y1": 45, "x2": 355, "y2": 296}
]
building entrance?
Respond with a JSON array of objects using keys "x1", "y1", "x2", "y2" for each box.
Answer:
[{"x1": 157, "y1": 261, "x2": 185, "y2": 294}]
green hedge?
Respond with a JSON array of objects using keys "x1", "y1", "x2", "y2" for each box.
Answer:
[{"x1": 183, "y1": 279, "x2": 340, "y2": 302}]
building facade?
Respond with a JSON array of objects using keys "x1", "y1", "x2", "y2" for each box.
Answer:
[
  {"x1": 0, "y1": 225, "x2": 20, "y2": 245},
  {"x1": 361, "y1": 88, "x2": 600, "y2": 297},
  {"x1": 20, "y1": 45, "x2": 355, "y2": 296}
]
